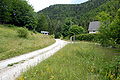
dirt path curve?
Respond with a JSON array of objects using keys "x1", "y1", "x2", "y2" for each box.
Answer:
[{"x1": 0, "y1": 39, "x2": 69, "y2": 80}]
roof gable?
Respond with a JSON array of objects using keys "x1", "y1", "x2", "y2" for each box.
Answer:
[{"x1": 88, "y1": 21, "x2": 100, "y2": 31}]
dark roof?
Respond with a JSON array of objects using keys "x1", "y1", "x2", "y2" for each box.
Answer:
[{"x1": 88, "y1": 21, "x2": 100, "y2": 31}]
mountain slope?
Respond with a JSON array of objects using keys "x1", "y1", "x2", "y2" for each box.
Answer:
[
  {"x1": 38, "y1": 0, "x2": 120, "y2": 35},
  {"x1": 39, "y1": 0, "x2": 108, "y2": 27}
]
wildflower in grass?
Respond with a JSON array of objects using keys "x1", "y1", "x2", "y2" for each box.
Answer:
[{"x1": 49, "y1": 75, "x2": 55, "y2": 79}]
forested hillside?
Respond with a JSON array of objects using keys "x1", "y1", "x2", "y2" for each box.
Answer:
[
  {"x1": 39, "y1": 0, "x2": 108, "y2": 27},
  {"x1": 39, "y1": 0, "x2": 120, "y2": 37}
]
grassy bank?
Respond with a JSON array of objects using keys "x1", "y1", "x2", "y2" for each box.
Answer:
[
  {"x1": 0, "y1": 24, "x2": 55, "y2": 60},
  {"x1": 18, "y1": 42, "x2": 120, "y2": 80}
]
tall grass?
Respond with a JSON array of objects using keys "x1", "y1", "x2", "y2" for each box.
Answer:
[
  {"x1": 0, "y1": 25, "x2": 55, "y2": 60},
  {"x1": 18, "y1": 42, "x2": 120, "y2": 80}
]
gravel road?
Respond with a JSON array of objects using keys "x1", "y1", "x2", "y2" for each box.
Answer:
[{"x1": 0, "y1": 39, "x2": 69, "y2": 80}]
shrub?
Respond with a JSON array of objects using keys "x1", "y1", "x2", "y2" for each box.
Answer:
[
  {"x1": 54, "y1": 32, "x2": 61, "y2": 38},
  {"x1": 96, "y1": 9, "x2": 120, "y2": 47},
  {"x1": 8, "y1": 24, "x2": 16, "y2": 27},
  {"x1": 75, "y1": 33, "x2": 100, "y2": 41},
  {"x1": 50, "y1": 34, "x2": 55, "y2": 38},
  {"x1": 17, "y1": 28, "x2": 29, "y2": 38},
  {"x1": 69, "y1": 25, "x2": 85, "y2": 35}
]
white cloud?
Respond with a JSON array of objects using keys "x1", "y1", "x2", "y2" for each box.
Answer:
[
  {"x1": 71, "y1": 0, "x2": 88, "y2": 4},
  {"x1": 27, "y1": 0, "x2": 72, "y2": 12},
  {"x1": 27, "y1": 0, "x2": 88, "y2": 12}
]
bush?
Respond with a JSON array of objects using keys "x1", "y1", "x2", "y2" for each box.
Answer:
[
  {"x1": 50, "y1": 34, "x2": 55, "y2": 38},
  {"x1": 98, "y1": 36, "x2": 115, "y2": 47},
  {"x1": 76, "y1": 33, "x2": 119, "y2": 47},
  {"x1": 54, "y1": 32, "x2": 61, "y2": 38},
  {"x1": 96, "y1": 9, "x2": 120, "y2": 47},
  {"x1": 69, "y1": 25, "x2": 85, "y2": 35},
  {"x1": 8, "y1": 24, "x2": 16, "y2": 27},
  {"x1": 75, "y1": 33, "x2": 100, "y2": 41},
  {"x1": 17, "y1": 28, "x2": 29, "y2": 38}
]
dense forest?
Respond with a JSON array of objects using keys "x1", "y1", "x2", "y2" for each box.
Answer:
[{"x1": 39, "y1": 0, "x2": 120, "y2": 37}]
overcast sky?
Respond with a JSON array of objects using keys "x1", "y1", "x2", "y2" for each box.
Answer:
[{"x1": 27, "y1": 0, "x2": 88, "y2": 12}]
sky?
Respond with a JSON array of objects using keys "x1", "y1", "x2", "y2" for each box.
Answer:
[{"x1": 27, "y1": 0, "x2": 88, "y2": 12}]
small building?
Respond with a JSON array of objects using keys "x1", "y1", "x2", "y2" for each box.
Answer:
[
  {"x1": 41, "y1": 31, "x2": 49, "y2": 35},
  {"x1": 88, "y1": 21, "x2": 100, "y2": 33}
]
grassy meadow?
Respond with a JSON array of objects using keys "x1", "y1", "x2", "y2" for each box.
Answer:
[
  {"x1": 18, "y1": 42, "x2": 120, "y2": 80},
  {"x1": 0, "y1": 24, "x2": 55, "y2": 60}
]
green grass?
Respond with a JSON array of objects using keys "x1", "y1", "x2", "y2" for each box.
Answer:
[
  {"x1": 18, "y1": 42, "x2": 120, "y2": 80},
  {"x1": 0, "y1": 24, "x2": 55, "y2": 60}
]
